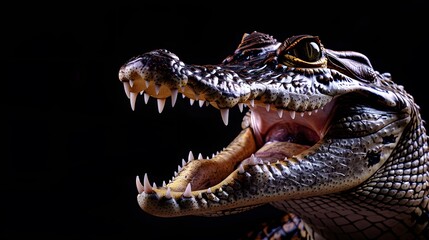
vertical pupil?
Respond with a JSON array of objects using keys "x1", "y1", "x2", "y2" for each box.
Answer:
[{"x1": 291, "y1": 41, "x2": 321, "y2": 62}]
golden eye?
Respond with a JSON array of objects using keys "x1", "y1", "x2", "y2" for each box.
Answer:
[
  {"x1": 277, "y1": 35, "x2": 327, "y2": 67},
  {"x1": 287, "y1": 39, "x2": 321, "y2": 62}
]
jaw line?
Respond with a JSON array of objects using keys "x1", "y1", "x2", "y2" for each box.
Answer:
[{"x1": 147, "y1": 98, "x2": 336, "y2": 195}]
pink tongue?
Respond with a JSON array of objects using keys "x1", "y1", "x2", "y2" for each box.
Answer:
[{"x1": 254, "y1": 141, "x2": 309, "y2": 162}]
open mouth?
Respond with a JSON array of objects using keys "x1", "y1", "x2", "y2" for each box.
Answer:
[{"x1": 128, "y1": 82, "x2": 335, "y2": 195}]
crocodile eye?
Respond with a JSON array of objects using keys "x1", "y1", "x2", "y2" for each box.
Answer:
[
  {"x1": 277, "y1": 35, "x2": 327, "y2": 67},
  {"x1": 287, "y1": 40, "x2": 321, "y2": 62}
]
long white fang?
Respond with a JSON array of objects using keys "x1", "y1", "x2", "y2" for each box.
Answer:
[
  {"x1": 277, "y1": 109, "x2": 283, "y2": 118},
  {"x1": 144, "y1": 93, "x2": 150, "y2": 104},
  {"x1": 165, "y1": 187, "x2": 172, "y2": 199},
  {"x1": 123, "y1": 82, "x2": 131, "y2": 98},
  {"x1": 152, "y1": 182, "x2": 157, "y2": 188},
  {"x1": 238, "y1": 103, "x2": 244, "y2": 112},
  {"x1": 130, "y1": 92, "x2": 138, "y2": 111},
  {"x1": 183, "y1": 183, "x2": 192, "y2": 197},
  {"x1": 170, "y1": 89, "x2": 178, "y2": 107},
  {"x1": 143, "y1": 173, "x2": 153, "y2": 193},
  {"x1": 188, "y1": 151, "x2": 195, "y2": 162},
  {"x1": 178, "y1": 165, "x2": 182, "y2": 172},
  {"x1": 238, "y1": 164, "x2": 245, "y2": 173},
  {"x1": 249, "y1": 99, "x2": 255, "y2": 107},
  {"x1": 220, "y1": 108, "x2": 229, "y2": 126},
  {"x1": 157, "y1": 98, "x2": 166, "y2": 113},
  {"x1": 190, "y1": 99, "x2": 195, "y2": 105},
  {"x1": 129, "y1": 80, "x2": 134, "y2": 87},
  {"x1": 266, "y1": 104, "x2": 270, "y2": 112},
  {"x1": 155, "y1": 85, "x2": 160, "y2": 95},
  {"x1": 181, "y1": 159, "x2": 186, "y2": 166},
  {"x1": 140, "y1": 90, "x2": 144, "y2": 95},
  {"x1": 290, "y1": 111, "x2": 296, "y2": 119},
  {"x1": 250, "y1": 154, "x2": 258, "y2": 165},
  {"x1": 199, "y1": 100, "x2": 205, "y2": 107},
  {"x1": 198, "y1": 153, "x2": 203, "y2": 159},
  {"x1": 136, "y1": 176, "x2": 144, "y2": 194}
]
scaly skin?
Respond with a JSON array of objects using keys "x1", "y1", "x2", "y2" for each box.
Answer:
[{"x1": 118, "y1": 32, "x2": 429, "y2": 239}]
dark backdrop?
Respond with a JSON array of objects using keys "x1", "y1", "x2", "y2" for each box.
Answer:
[{"x1": 5, "y1": 2, "x2": 428, "y2": 239}]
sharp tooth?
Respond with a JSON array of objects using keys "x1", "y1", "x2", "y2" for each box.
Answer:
[
  {"x1": 144, "y1": 93, "x2": 150, "y2": 104},
  {"x1": 157, "y1": 98, "x2": 166, "y2": 113},
  {"x1": 152, "y1": 182, "x2": 157, "y2": 188},
  {"x1": 220, "y1": 108, "x2": 229, "y2": 126},
  {"x1": 188, "y1": 151, "x2": 195, "y2": 162},
  {"x1": 171, "y1": 89, "x2": 178, "y2": 107},
  {"x1": 155, "y1": 85, "x2": 160, "y2": 95},
  {"x1": 178, "y1": 165, "x2": 182, "y2": 172},
  {"x1": 250, "y1": 154, "x2": 258, "y2": 165},
  {"x1": 183, "y1": 183, "x2": 192, "y2": 197},
  {"x1": 165, "y1": 187, "x2": 172, "y2": 199},
  {"x1": 129, "y1": 80, "x2": 134, "y2": 87},
  {"x1": 265, "y1": 104, "x2": 270, "y2": 112},
  {"x1": 249, "y1": 99, "x2": 255, "y2": 107},
  {"x1": 181, "y1": 159, "x2": 186, "y2": 167},
  {"x1": 162, "y1": 181, "x2": 166, "y2": 187},
  {"x1": 300, "y1": 112, "x2": 304, "y2": 117},
  {"x1": 136, "y1": 176, "x2": 144, "y2": 194},
  {"x1": 144, "y1": 80, "x2": 149, "y2": 89},
  {"x1": 143, "y1": 173, "x2": 153, "y2": 193},
  {"x1": 190, "y1": 99, "x2": 195, "y2": 105},
  {"x1": 199, "y1": 100, "x2": 205, "y2": 107},
  {"x1": 130, "y1": 92, "x2": 138, "y2": 111},
  {"x1": 277, "y1": 109, "x2": 283, "y2": 118},
  {"x1": 308, "y1": 111, "x2": 312, "y2": 116},
  {"x1": 290, "y1": 111, "x2": 296, "y2": 119},
  {"x1": 205, "y1": 101, "x2": 210, "y2": 107},
  {"x1": 140, "y1": 90, "x2": 144, "y2": 95},
  {"x1": 238, "y1": 103, "x2": 244, "y2": 112},
  {"x1": 123, "y1": 82, "x2": 131, "y2": 99},
  {"x1": 238, "y1": 164, "x2": 245, "y2": 173},
  {"x1": 174, "y1": 171, "x2": 178, "y2": 177},
  {"x1": 198, "y1": 153, "x2": 203, "y2": 159},
  {"x1": 207, "y1": 188, "x2": 212, "y2": 193}
]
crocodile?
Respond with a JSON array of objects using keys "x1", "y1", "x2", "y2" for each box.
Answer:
[{"x1": 118, "y1": 31, "x2": 429, "y2": 239}]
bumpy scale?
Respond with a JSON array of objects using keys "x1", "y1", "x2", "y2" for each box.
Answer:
[{"x1": 119, "y1": 32, "x2": 429, "y2": 239}]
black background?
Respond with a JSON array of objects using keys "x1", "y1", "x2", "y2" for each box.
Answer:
[{"x1": 5, "y1": 2, "x2": 428, "y2": 239}]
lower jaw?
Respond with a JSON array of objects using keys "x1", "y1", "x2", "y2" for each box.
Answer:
[{"x1": 167, "y1": 128, "x2": 311, "y2": 192}]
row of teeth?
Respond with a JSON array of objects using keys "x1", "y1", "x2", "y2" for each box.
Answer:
[
  {"x1": 136, "y1": 150, "x2": 282, "y2": 198},
  {"x1": 123, "y1": 81, "x2": 323, "y2": 126}
]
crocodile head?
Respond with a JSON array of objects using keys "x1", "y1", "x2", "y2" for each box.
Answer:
[{"x1": 118, "y1": 32, "x2": 427, "y2": 219}]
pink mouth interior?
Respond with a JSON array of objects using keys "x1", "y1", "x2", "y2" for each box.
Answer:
[{"x1": 249, "y1": 102, "x2": 334, "y2": 163}]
